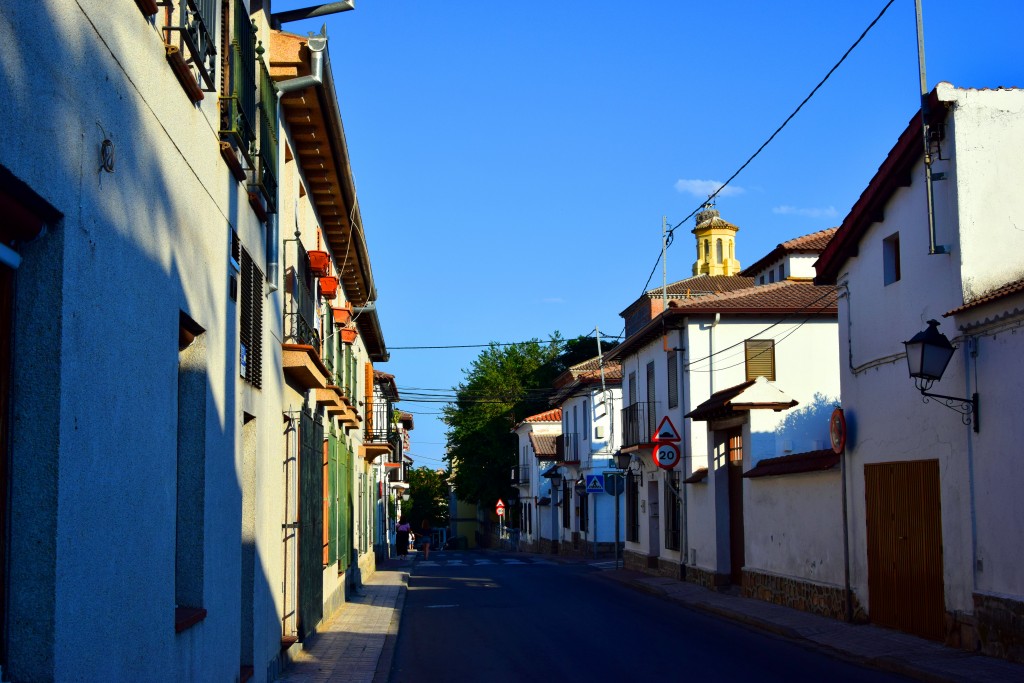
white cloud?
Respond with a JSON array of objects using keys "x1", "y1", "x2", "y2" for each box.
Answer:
[
  {"x1": 772, "y1": 205, "x2": 839, "y2": 219},
  {"x1": 674, "y1": 178, "x2": 745, "y2": 198}
]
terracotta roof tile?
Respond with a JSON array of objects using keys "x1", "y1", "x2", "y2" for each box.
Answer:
[
  {"x1": 659, "y1": 275, "x2": 755, "y2": 298},
  {"x1": 741, "y1": 228, "x2": 838, "y2": 277},
  {"x1": 944, "y1": 276, "x2": 1024, "y2": 316},
  {"x1": 530, "y1": 433, "x2": 558, "y2": 458},
  {"x1": 524, "y1": 408, "x2": 561, "y2": 423},
  {"x1": 743, "y1": 449, "x2": 840, "y2": 478},
  {"x1": 667, "y1": 281, "x2": 837, "y2": 314}
]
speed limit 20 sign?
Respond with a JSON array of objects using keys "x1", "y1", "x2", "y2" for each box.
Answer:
[{"x1": 652, "y1": 442, "x2": 681, "y2": 470}]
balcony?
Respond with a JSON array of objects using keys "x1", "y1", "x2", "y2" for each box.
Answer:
[
  {"x1": 360, "y1": 396, "x2": 395, "y2": 462},
  {"x1": 162, "y1": 0, "x2": 218, "y2": 101},
  {"x1": 219, "y1": 2, "x2": 257, "y2": 180},
  {"x1": 621, "y1": 402, "x2": 657, "y2": 449},
  {"x1": 555, "y1": 433, "x2": 582, "y2": 464},
  {"x1": 511, "y1": 465, "x2": 532, "y2": 486}
]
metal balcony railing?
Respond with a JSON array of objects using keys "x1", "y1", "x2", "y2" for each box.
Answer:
[
  {"x1": 511, "y1": 465, "x2": 531, "y2": 486},
  {"x1": 285, "y1": 244, "x2": 319, "y2": 349},
  {"x1": 364, "y1": 397, "x2": 394, "y2": 445},
  {"x1": 219, "y1": 4, "x2": 257, "y2": 165},
  {"x1": 621, "y1": 402, "x2": 656, "y2": 448},
  {"x1": 253, "y1": 55, "x2": 278, "y2": 211},
  {"x1": 556, "y1": 433, "x2": 582, "y2": 463},
  {"x1": 162, "y1": 0, "x2": 218, "y2": 92}
]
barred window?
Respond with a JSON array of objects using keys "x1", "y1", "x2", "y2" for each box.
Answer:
[
  {"x1": 744, "y1": 339, "x2": 775, "y2": 382},
  {"x1": 239, "y1": 246, "x2": 264, "y2": 388},
  {"x1": 667, "y1": 353, "x2": 678, "y2": 409},
  {"x1": 626, "y1": 473, "x2": 640, "y2": 543}
]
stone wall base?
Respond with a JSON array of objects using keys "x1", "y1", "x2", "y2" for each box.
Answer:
[
  {"x1": 539, "y1": 538, "x2": 559, "y2": 555},
  {"x1": 742, "y1": 568, "x2": 857, "y2": 621},
  {"x1": 974, "y1": 592, "x2": 1024, "y2": 663},
  {"x1": 685, "y1": 564, "x2": 729, "y2": 590}
]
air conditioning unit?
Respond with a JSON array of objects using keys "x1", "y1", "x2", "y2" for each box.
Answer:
[{"x1": 594, "y1": 426, "x2": 605, "y2": 439}]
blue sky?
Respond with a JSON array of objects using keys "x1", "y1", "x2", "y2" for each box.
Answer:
[{"x1": 274, "y1": 0, "x2": 1023, "y2": 470}]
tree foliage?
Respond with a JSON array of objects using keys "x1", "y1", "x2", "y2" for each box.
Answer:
[
  {"x1": 442, "y1": 334, "x2": 614, "y2": 509},
  {"x1": 405, "y1": 466, "x2": 450, "y2": 531}
]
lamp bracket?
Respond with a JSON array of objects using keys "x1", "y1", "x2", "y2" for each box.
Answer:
[{"x1": 920, "y1": 390, "x2": 979, "y2": 432}]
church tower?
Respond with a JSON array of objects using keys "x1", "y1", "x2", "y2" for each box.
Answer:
[{"x1": 691, "y1": 204, "x2": 741, "y2": 276}]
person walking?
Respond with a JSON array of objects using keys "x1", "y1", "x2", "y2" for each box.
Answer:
[
  {"x1": 420, "y1": 519, "x2": 432, "y2": 560},
  {"x1": 396, "y1": 518, "x2": 411, "y2": 559}
]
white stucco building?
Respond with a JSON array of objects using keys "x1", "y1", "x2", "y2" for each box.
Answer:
[
  {"x1": 609, "y1": 215, "x2": 840, "y2": 590},
  {"x1": 815, "y1": 83, "x2": 1024, "y2": 658},
  {"x1": 0, "y1": 2, "x2": 393, "y2": 680},
  {"x1": 548, "y1": 356, "x2": 625, "y2": 558},
  {"x1": 512, "y1": 409, "x2": 561, "y2": 553}
]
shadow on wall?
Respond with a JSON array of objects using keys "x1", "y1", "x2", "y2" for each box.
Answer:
[
  {"x1": 0, "y1": 3, "x2": 288, "y2": 680},
  {"x1": 774, "y1": 393, "x2": 839, "y2": 458}
]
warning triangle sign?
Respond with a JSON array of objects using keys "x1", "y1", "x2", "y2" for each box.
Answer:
[{"x1": 653, "y1": 416, "x2": 681, "y2": 442}]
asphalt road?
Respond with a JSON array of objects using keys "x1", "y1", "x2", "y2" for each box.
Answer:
[{"x1": 389, "y1": 550, "x2": 911, "y2": 682}]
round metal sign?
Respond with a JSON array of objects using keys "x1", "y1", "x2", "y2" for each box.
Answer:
[
  {"x1": 829, "y1": 407, "x2": 846, "y2": 454},
  {"x1": 653, "y1": 443, "x2": 681, "y2": 470}
]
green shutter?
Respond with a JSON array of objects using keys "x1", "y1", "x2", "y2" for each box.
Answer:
[{"x1": 327, "y1": 432, "x2": 338, "y2": 565}]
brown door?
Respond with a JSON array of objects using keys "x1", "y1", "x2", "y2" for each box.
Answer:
[
  {"x1": 865, "y1": 460, "x2": 945, "y2": 640},
  {"x1": 727, "y1": 428, "x2": 744, "y2": 584},
  {"x1": 0, "y1": 266, "x2": 11, "y2": 667}
]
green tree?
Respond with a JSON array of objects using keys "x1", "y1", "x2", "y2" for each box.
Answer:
[
  {"x1": 405, "y1": 466, "x2": 449, "y2": 531},
  {"x1": 442, "y1": 335, "x2": 614, "y2": 510}
]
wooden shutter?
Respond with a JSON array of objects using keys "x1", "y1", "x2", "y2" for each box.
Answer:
[
  {"x1": 239, "y1": 246, "x2": 263, "y2": 388},
  {"x1": 667, "y1": 353, "x2": 678, "y2": 409},
  {"x1": 744, "y1": 339, "x2": 775, "y2": 381}
]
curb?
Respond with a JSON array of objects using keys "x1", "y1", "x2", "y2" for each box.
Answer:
[{"x1": 372, "y1": 567, "x2": 409, "y2": 683}]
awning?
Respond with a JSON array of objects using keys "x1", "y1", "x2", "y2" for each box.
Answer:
[{"x1": 686, "y1": 377, "x2": 798, "y2": 422}]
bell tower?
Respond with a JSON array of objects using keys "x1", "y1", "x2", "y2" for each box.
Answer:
[{"x1": 691, "y1": 204, "x2": 741, "y2": 276}]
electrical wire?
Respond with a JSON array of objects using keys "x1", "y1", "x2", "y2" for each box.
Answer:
[{"x1": 636, "y1": 0, "x2": 897, "y2": 297}]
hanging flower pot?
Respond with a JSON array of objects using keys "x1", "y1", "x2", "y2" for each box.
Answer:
[
  {"x1": 333, "y1": 304, "x2": 352, "y2": 326},
  {"x1": 308, "y1": 250, "x2": 330, "y2": 277},
  {"x1": 319, "y1": 276, "x2": 339, "y2": 300},
  {"x1": 340, "y1": 326, "x2": 358, "y2": 344}
]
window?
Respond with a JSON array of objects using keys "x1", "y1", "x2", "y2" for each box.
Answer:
[
  {"x1": 745, "y1": 339, "x2": 775, "y2": 381},
  {"x1": 626, "y1": 473, "x2": 640, "y2": 543},
  {"x1": 177, "y1": 313, "x2": 207, "y2": 623},
  {"x1": 579, "y1": 490, "x2": 588, "y2": 532},
  {"x1": 562, "y1": 481, "x2": 571, "y2": 529},
  {"x1": 716, "y1": 238, "x2": 723, "y2": 264},
  {"x1": 778, "y1": 264, "x2": 785, "y2": 281},
  {"x1": 582, "y1": 400, "x2": 588, "y2": 441},
  {"x1": 239, "y1": 246, "x2": 263, "y2": 388},
  {"x1": 628, "y1": 371, "x2": 637, "y2": 405},
  {"x1": 768, "y1": 270, "x2": 775, "y2": 283},
  {"x1": 646, "y1": 361, "x2": 656, "y2": 437},
  {"x1": 759, "y1": 275, "x2": 765, "y2": 285},
  {"x1": 883, "y1": 232, "x2": 901, "y2": 285},
  {"x1": 667, "y1": 353, "x2": 678, "y2": 409}
]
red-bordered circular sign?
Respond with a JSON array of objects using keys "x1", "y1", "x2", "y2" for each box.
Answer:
[
  {"x1": 830, "y1": 407, "x2": 847, "y2": 454},
  {"x1": 653, "y1": 442, "x2": 681, "y2": 470}
]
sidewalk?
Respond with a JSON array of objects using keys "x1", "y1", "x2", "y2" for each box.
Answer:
[
  {"x1": 590, "y1": 562, "x2": 1024, "y2": 683},
  {"x1": 275, "y1": 558, "x2": 410, "y2": 683}
]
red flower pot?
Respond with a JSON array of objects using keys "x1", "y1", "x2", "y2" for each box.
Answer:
[
  {"x1": 308, "y1": 250, "x2": 330, "y2": 277},
  {"x1": 340, "y1": 327, "x2": 357, "y2": 344},
  {"x1": 319, "y1": 276, "x2": 339, "y2": 300},
  {"x1": 333, "y1": 305, "x2": 352, "y2": 325}
]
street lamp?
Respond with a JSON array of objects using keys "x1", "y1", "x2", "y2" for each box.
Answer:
[
  {"x1": 613, "y1": 450, "x2": 632, "y2": 471},
  {"x1": 903, "y1": 319, "x2": 979, "y2": 432},
  {"x1": 401, "y1": 492, "x2": 410, "y2": 502}
]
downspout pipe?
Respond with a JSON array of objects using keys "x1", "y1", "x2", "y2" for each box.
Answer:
[{"x1": 267, "y1": 28, "x2": 328, "y2": 292}]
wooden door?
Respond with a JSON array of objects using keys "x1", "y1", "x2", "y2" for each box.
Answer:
[
  {"x1": 727, "y1": 428, "x2": 744, "y2": 584},
  {"x1": 865, "y1": 460, "x2": 945, "y2": 640}
]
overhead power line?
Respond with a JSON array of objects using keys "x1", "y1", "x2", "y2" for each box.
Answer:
[{"x1": 638, "y1": 0, "x2": 898, "y2": 296}]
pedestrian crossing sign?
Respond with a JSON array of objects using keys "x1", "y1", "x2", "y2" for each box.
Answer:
[{"x1": 585, "y1": 474, "x2": 605, "y2": 493}]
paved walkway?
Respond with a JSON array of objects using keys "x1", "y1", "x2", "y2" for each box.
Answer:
[
  {"x1": 275, "y1": 562, "x2": 409, "y2": 683},
  {"x1": 274, "y1": 551, "x2": 1024, "y2": 683}
]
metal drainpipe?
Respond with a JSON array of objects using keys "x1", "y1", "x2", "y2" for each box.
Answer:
[{"x1": 268, "y1": 28, "x2": 328, "y2": 292}]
